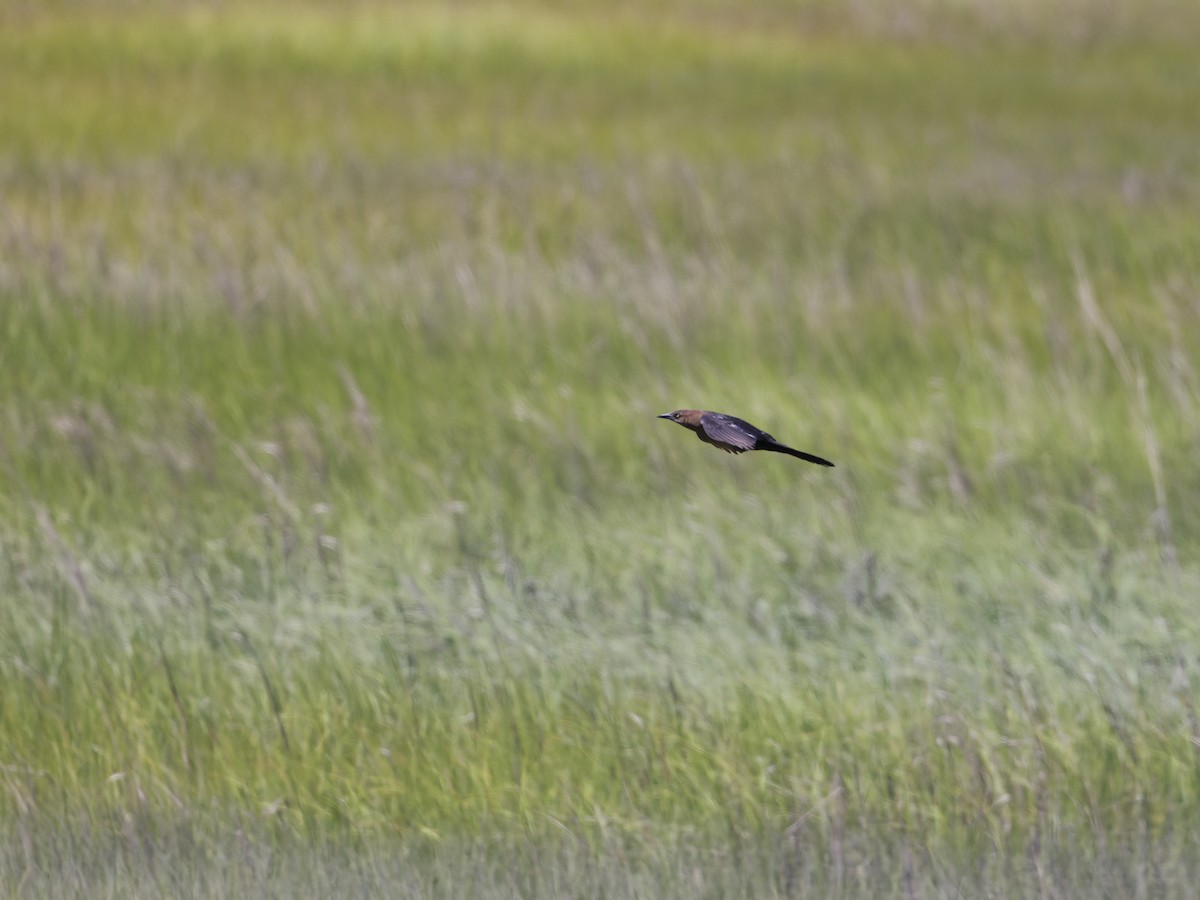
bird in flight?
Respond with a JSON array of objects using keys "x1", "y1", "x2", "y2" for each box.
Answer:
[{"x1": 658, "y1": 409, "x2": 834, "y2": 467}]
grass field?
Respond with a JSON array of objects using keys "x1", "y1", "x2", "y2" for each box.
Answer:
[{"x1": 3, "y1": 0, "x2": 1200, "y2": 895}]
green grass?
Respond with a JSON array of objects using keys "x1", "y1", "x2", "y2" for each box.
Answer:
[{"x1": 3, "y1": 0, "x2": 1200, "y2": 895}]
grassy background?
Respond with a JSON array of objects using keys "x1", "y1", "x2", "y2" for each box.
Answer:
[{"x1": 3, "y1": 0, "x2": 1200, "y2": 895}]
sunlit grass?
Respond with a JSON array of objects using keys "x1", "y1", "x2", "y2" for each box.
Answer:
[{"x1": 3, "y1": 0, "x2": 1200, "y2": 895}]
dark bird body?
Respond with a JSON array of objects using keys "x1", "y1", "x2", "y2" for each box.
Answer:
[{"x1": 658, "y1": 409, "x2": 834, "y2": 467}]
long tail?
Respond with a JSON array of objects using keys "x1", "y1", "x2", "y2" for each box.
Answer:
[{"x1": 763, "y1": 441, "x2": 835, "y2": 467}]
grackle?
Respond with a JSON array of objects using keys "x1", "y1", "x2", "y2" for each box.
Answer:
[{"x1": 658, "y1": 409, "x2": 834, "y2": 467}]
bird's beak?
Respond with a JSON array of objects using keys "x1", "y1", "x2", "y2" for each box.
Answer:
[{"x1": 656, "y1": 413, "x2": 673, "y2": 419}]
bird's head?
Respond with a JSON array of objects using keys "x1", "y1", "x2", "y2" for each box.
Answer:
[{"x1": 657, "y1": 409, "x2": 702, "y2": 428}]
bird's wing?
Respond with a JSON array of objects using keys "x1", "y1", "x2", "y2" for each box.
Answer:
[{"x1": 698, "y1": 412, "x2": 761, "y2": 451}]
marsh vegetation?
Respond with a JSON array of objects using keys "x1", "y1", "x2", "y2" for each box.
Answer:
[{"x1": 3, "y1": 1, "x2": 1200, "y2": 895}]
